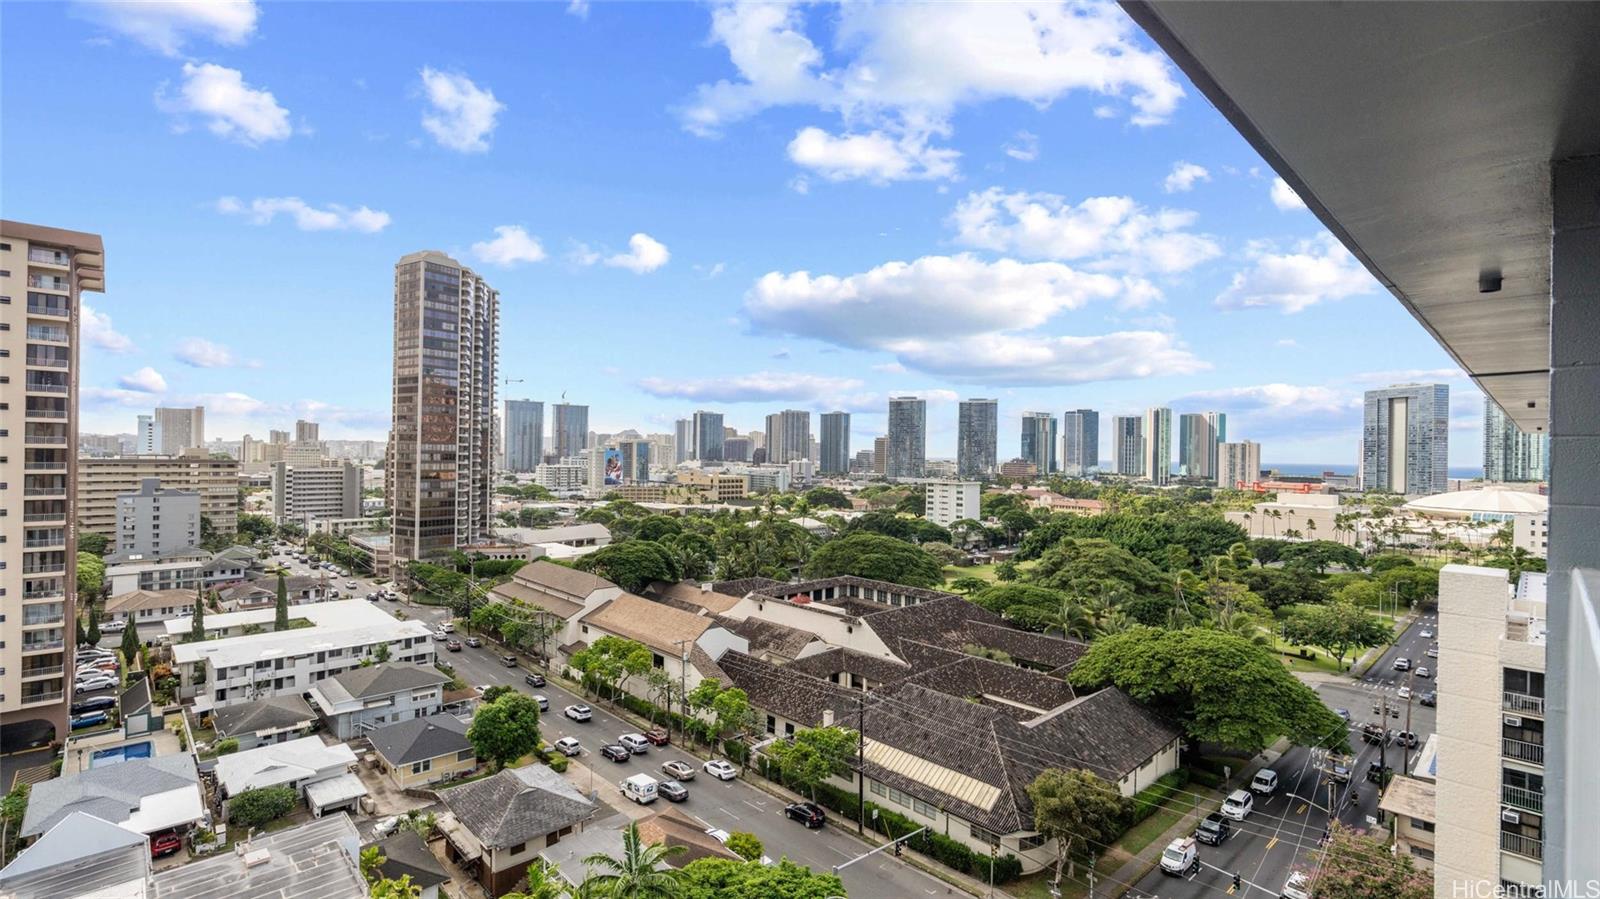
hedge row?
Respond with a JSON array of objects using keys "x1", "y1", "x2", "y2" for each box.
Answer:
[
  {"x1": 579, "y1": 679, "x2": 721, "y2": 746},
  {"x1": 1127, "y1": 769, "x2": 1190, "y2": 825}
]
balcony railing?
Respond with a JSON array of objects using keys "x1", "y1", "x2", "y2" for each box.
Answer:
[
  {"x1": 24, "y1": 538, "x2": 65, "y2": 548},
  {"x1": 24, "y1": 407, "x2": 68, "y2": 418},
  {"x1": 20, "y1": 690, "x2": 64, "y2": 706},
  {"x1": 26, "y1": 275, "x2": 69, "y2": 291},
  {"x1": 1501, "y1": 831, "x2": 1544, "y2": 860},
  {"x1": 23, "y1": 487, "x2": 66, "y2": 497},
  {"x1": 29, "y1": 248, "x2": 70, "y2": 266},
  {"x1": 23, "y1": 589, "x2": 65, "y2": 600},
  {"x1": 1503, "y1": 784, "x2": 1545, "y2": 813},
  {"x1": 26, "y1": 300, "x2": 69, "y2": 317},
  {"x1": 20, "y1": 665, "x2": 64, "y2": 679},
  {"x1": 1503, "y1": 691, "x2": 1545, "y2": 715},
  {"x1": 24, "y1": 435, "x2": 67, "y2": 445},
  {"x1": 25, "y1": 356, "x2": 69, "y2": 369},
  {"x1": 24, "y1": 382, "x2": 69, "y2": 394},
  {"x1": 1503, "y1": 737, "x2": 1546, "y2": 766},
  {"x1": 24, "y1": 513, "x2": 68, "y2": 523},
  {"x1": 21, "y1": 640, "x2": 65, "y2": 653},
  {"x1": 24, "y1": 461, "x2": 67, "y2": 471},
  {"x1": 21, "y1": 565, "x2": 65, "y2": 576}
]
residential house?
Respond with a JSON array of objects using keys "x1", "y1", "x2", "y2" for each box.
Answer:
[
  {"x1": 487, "y1": 561, "x2": 622, "y2": 660},
  {"x1": 307, "y1": 663, "x2": 453, "y2": 739},
  {"x1": 0, "y1": 812, "x2": 153, "y2": 899},
  {"x1": 369, "y1": 831, "x2": 450, "y2": 899},
  {"x1": 104, "y1": 588, "x2": 196, "y2": 626},
  {"x1": 20, "y1": 754, "x2": 204, "y2": 842},
  {"x1": 1382, "y1": 774, "x2": 1438, "y2": 870},
  {"x1": 438, "y1": 764, "x2": 598, "y2": 897},
  {"x1": 368, "y1": 713, "x2": 477, "y2": 788},
  {"x1": 209, "y1": 694, "x2": 318, "y2": 750},
  {"x1": 151, "y1": 813, "x2": 366, "y2": 899},
  {"x1": 214, "y1": 736, "x2": 365, "y2": 819},
  {"x1": 215, "y1": 575, "x2": 329, "y2": 611}
]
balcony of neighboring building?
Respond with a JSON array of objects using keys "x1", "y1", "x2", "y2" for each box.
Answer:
[
  {"x1": 18, "y1": 683, "x2": 65, "y2": 707},
  {"x1": 23, "y1": 474, "x2": 68, "y2": 498},
  {"x1": 1502, "y1": 831, "x2": 1544, "y2": 861},
  {"x1": 1503, "y1": 783, "x2": 1545, "y2": 815},
  {"x1": 20, "y1": 627, "x2": 66, "y2": 655},
  {"x1": 24, "y1": 344, "x2": 70, "y2": 371},
  {"x1": 22, "y1": 602, "x2": 66, "y2": 629},
  {"x1": 1502, "y1": 668, "x2": 1545, "y2": 717},
  {"x1": 20, "y1": 550, "x2": 66, "y2": 577},
  {"x1": 25, "y1": 272, "x2": 69, "y2": 293},
  {"x1": 19, "y1": 656, "x2": 66, "y2": 681},
  {"x1": 1503, "y1": 736, "x2": 1545, "y2": 767},
  {"x1": 27, "y1": 246, "x2": 71, "y2": 268},
  {"x1": 23, "y1": 527, "x2": 67, "y2": 551},
  {"x1": 22, "y1": 449, "x2": 67, "y2": 473},
  {"x1": 25, "y1": 291, "x2": 70, "y2": 317},
  {"x1": 23, "y1": 372, "x2": 69, "y2": 396},
  {"x1": 22, "y1": 500, "x2": 68, "y2": 525},
  {"x1": 23, "y1": 577, "x2": 66, "y2": 601},
  {"x1": 23, "y1": 397, "x2": 68, "y2": 419},
  {"x1": 24, "y1": 322, "x2": 68, "y2": 344}
]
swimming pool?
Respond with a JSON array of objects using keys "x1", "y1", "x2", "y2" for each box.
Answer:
[{"x1": 90, "y1": 741, "x2": 153, "y2": 767}]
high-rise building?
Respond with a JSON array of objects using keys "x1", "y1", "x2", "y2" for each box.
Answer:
[
  {"x1": 747, "y1": 430, "x2": 766, "y2": 451},
  {"x1": 819, "y1": 412, "x2": 851, "y2": 475},
  {"x1": 1113, "y1": 416, "x2": 1145, "y2": 477},
  {"x1": 886, "y1": 397, "x2": 926, "y2": 480},
  {"x1": 136, "y1": 414, "x2": 156, "y2": 453},
  {"x1": 1362, "y1": 383, "x2": 1449, "y2": 494},
  {"x1": 154, "y1": 406, "x2": 206, "y2": 455},
  {"x1": 852, "y1": 449, "x2": 874, "y2": 473},
  {"x1": 1060, "y1": 409, "x2": 1099, "y2": 477},
  {"x1": 551, "y1": 403, "x2": 589, "y2": 460},
  {"x1": 673, "y1": 419, "x2": 693, "y2": 464},
  {"x1": 722, "y1": 437, "x2": 752, "y2": 462},
  {"x1": 925, "y1": 480, "x2": 981, "y2": 528},
  {"x1": 295, "y1": 420, "x2": 320, "y2": 443},
  {"x1": 692, "y1": 411, "x2": 725, "y2": 462},
  {"x1": 873, "y1": 437, "x2": 889, "y2": 475},
  {"x1": 115, "y1": 478, "x2": 200, "y2": 557},
  {"x1": 271, "y1": 461, "x2": 362, "y2": 525},
  {"x1": 78, "y1": 454, "x2": 240, "y2": 538},
  {"x1": 1484, "y1": 398, "x2": 1549, "y2": 483},
  {"x1": 1216, "y1": 441, "x2": 1262, "y2": 490},
  {"x1": 1143, "y1": 407, "x2": 1173, "y2": 485},
  {"x1": 1, "y1": 219, "x2": 104, "y2": 746},
  {"x1": 1178, "y1": 411, "x2": 1226, "y2": 480},
  {"x1": 617, "y1": 439, "x2": 652, "y2": 482},
  {"x1": 269, "y1": 429, "x2": 290, "y2": 445},
  {"x1": 957, "y1": 399, "x2": 999, "y2": 479},
  {"x1": 390, "y1": 250, "x2": 498, "y2": 561},
  {"x1": 504, "y1": 399, "x2": 545, "y2": 473},
  {"x1": 765, "y1": 409, "x2": 811, "y2": 464},
  {"x1": 1020, "y1": 412, "x2": 1058, "y2": 476}
]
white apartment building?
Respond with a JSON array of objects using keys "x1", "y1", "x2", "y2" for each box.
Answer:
[
  {"x1": 1513, "y1": 513, "x2": 1549, "y2": 558},
  {"x1": 1216, "y1": 440, "x2": 1262, "y2": 491},
  {"x1": 534, "y1": 462, "x2": 587, "y2": 494},
  {"x1": 924, "y1": 480, "x2": 981, "y2": 528},
  {"x1": 1435, "y1": 566, "x2": 1548, "y2": 896},
  {"x1": 171, "y1": 600, "x2": 435, "y2": 713},
  {"x1": 78, "y1": 453, "x2": 241, "y2": 537},
  {"x1": 271, "y1": 460, "x2": 362, "y2": 525},
  {"x1": 1225, "y1": 492, "x2": 1340, "y2": 541},
  {"x1": 116, "y1": 478, "x2": 200, "y2": 557}
]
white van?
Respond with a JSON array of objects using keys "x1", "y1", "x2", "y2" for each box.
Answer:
[
  {"x1": 1221, "y1": 789, "x2": 1254, "y2": 821},
  {"x1": 1251, "y1": 769, "x2": 1279, "y2": 796},
  {"x1": 1159, "y1": 837, "x2": 1198, "y2": 876},
  {"x1": 621, "y1": 774, "x2": 659, "y2": 804}
]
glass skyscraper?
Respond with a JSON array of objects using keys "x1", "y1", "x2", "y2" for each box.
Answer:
[
  {"x1": 958, "y1": 399, "x2": 998, "y2": 479},
  {"x1": 886, "y1": 396, "x2": 926, "y2": 479},
  {"x1": 504, "y1": 399, "x2": 544, "y2": 472},
  {"x1": 1484, "y1": 395, "x2": 1548, "y2": 482},
  {"x1": 1362, "y1": 383, "x2": 1449, "y2": 494},
  {"x1": 1020, "y1": 412, "x2": 1058, "y2": 475},
  {"x1": 1061, "y1": 409, "x2": 1099, "y2": 476},
  {"x1": 820, "y1": 411, "x2": 851, "y2": 474},
  {"x1": 552, "y1": 402, "x2": 589, "y2": 460}
]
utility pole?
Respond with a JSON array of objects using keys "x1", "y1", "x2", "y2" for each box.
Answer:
[
  {"x1": 672, "y1": 638, "x2": 692, "y2": 738},
  {"x1": 1379, "y1": 693, "x2": 1389, "y2": 790},
  {"x1": 1402, "y1": 673, "x2": 1415, "y2": 775},
  {"x1": 857, "y1": 692, "x2": 866, "y2": 836}
]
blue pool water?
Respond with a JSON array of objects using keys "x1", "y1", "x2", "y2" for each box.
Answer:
[{"x1": 90, "y1": 741, "x2": 153, "y2": 767}]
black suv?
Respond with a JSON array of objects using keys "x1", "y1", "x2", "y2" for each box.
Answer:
[
  {"x1": 784, "y1": 802, "x2": 827, "y2": 828},
  {"x1": 1195, "y1": 813, "x2": 1231, "y2": 845},
  {"x1": 600, "y1": 744, "x2": 631, "y2": 763}
]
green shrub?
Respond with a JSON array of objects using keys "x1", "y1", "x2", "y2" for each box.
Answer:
[
  {"x1": 214, "y1": 738, "x2": 240, "y2": 755},
  {"x1": 1128, "y1": 769, "x2": 1191, "y2": 824},
  {"x1": 1188, "y1": 767, "x2": 1225, "y2": 789},
  {"x1": 545, "y1": 752, "x2": 569, "y2": 773},
  {"x1": 228, "y1": 785, "x2": 297, "y2": 829}
]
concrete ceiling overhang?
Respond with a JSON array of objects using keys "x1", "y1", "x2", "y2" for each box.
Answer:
[{"x1": 1121, "y1": 1, "x2": 1600, "y2": 432}]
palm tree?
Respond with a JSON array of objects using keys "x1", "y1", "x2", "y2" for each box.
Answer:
[
  {"x1": 1241, "y1": 511, "x2": 1254, "y2": 538},
  {"x1": 1055, "y1": 598, "x2": 1096, "y2": 641},
  {"x1": 1305, "y1": 519, "x2": 1318, "y2": 542},
  {"x1": 507, "y1": 861, "x2": 571, "y2": 899},
  {"x1": 581, "y1": 822, "x2": 685, "y2": 898}
]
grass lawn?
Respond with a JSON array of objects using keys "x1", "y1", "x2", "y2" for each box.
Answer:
[
  {"x1": 941, "y1": 559, "x2": 1036, "y2": 585},
  {"x1": 1121, "y1": 797, "x2": 1201, "y2": 856},
  {"x1": 1010, "y1": 853, "x2": 1125, "y2": 899}
]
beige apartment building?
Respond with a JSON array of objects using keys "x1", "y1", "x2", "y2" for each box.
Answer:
[
  {"x1": 78, "y1": 452, "x2": 241, "y2": 538},
  {"x1": 1435, "y1": 565, "x2": 1548, "y2": 896},
  {"x1": 1, "y1": 220, "x2": 104, "y2": 749}
]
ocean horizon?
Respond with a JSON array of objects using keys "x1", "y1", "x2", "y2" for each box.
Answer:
[{"x1": 1262, "y1": 462, "x2": 1485, "y2": 479}]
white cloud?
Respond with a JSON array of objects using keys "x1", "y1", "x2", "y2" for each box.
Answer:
[
  {"x1": 566, "y1": 0, "x2": 589, "y2": 18},
  {"x1": 637, "y1": 371, "x2": 865, "y2": 404},
  {"x1": 83, "y1": 386, "x2": 159, "y2": 408},
  {"x1": 1175, "y1": 382, "x2": 1361, "y2": 438},
  {"x1": 604, "y1": 233, "x2": 671, "y2": 273},
  {"x1": 174, "y1": 337, "x2": 244, "y2": 368},
  {"x1": 419, "y1": 68, "x2": 504, "y2": 153},
  {"x1": 1270, "y1": 176, "x2": 1307, "y2": 211},
  {"x1": 1276, "y1": 338, "x2": 1299, "y2": 348},
  {"x1": 157, "y1": 62, "x2": 291, "y2": 146},
  {"x1": 872, "y1": 362, "x2": 908, "y2": 374},
  {"x1": 948, "y1": 188, "x2": 1222, "y2": 274},
  {"x1": 118, "y1": 366, "x2": 168, "y2": 393},
  {"x1": 697, "y1": 262, "x2": 727, "y2": 279},
  {"x1": 787, "y1": 126, "x2": 959, "y2": 183},
  {"x1": 1003, "y1": 130, "x2": 1039, "y2": 162},
  {"x1": 1215, "y1": 234, "x2": 1376, "y2": 313},
  {"x1": 193, "y1": 391, "x2": 268, "y2": 416},
  {"x1": 81, "y1": 303, "x2": 134, "y2": 353},
  {"x1": 215, "y1": 196, "x2": 390, "y2": 232},
  {"x1": 566, "y1": 241, "x2": 601, "y2": 266},
  {"x1": 1163, "y1": 161, "x2": 1210, "y2": 193},
  {"x1": 75, "y1": 0, "x2": 258, "y2": 56},
  {"x1": 887, "y1": 331, "x2": 1208, "y2": 385},
  {"x1": 471, "y1": 225, "x2": 547, "y2": 266}
]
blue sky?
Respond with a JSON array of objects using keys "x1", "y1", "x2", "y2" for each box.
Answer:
[{"x1": 2, "y1": 1, "x2": 1482, "y2": 466}]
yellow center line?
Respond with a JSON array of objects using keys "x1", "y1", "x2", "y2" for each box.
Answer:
[
  {"x1": 1296, "y1": 802, "x2": 1308, "y2": 815},
  {"x1": 1267, "y1": 837, "x2": 1279, "y2": 850}
]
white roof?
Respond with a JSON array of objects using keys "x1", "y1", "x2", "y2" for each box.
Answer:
[
  {"x1": 172, "y1": 600, "x2": 430, "y2": 668},
  {"x1": 1403, "y1": 487, "x2": 1548, "y2": 516},
  {"x1": 498, "y1": 523, "x2": 612, "y2": 545},
  {"x1": 303, "y1": 773, "x2": 368, "y2": 810},
  {"x1": 214, "y1": 736, "x2": 358, "y2": 794},
  {"x1": 123, "y1": 785, "x2": 207, "y2": 836}
]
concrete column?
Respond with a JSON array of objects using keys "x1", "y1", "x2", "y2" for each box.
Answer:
[{"x1": 1545, "y1": 154, "x2": 1600, "y2": 888}]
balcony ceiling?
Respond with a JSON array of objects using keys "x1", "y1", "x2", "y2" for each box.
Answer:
[{"x1": 1121, "y1": 1, "x2": 1600, "y2": 432}]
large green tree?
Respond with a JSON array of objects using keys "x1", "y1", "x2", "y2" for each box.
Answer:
[
  {"x1": 569, "y1": 636, "x2": 652, "y2": 703},
  {"x1": 1281, "y1": 602, "x2": 1392, "y2": 670},
  {"x1": 228, "y1": 785, "x2": 297, "y2": 829},
  {"x1": 1276, "y1": 540, "x2": 1363, "y2": 574},
  {"x1": 803, "y1": 487, "x2": 850, "y2": 510},
  {"x1": 1068, "y1": 627, "x2": 1349, "y2": 753},
  {"x1": 76, "y1": 552, "x2": 105, "y2": 599},
  {"x1": 766, "y1": 726, "x2": 857, "y2": 800},
  {"x1": 120, "y1": 616, "x2": 141, "y2": 661},
  {"x1": 574, "y1": 541, "x2": 681, "y2": 593},
  {"x1": 275, "y1": 571, "x2": 290, "y2": 630},
  {"x1": 1024, "y1": 539, "x2": 1165, "y2": 599},
  {"x1": 802, "y1": 533, "x2": 943, "y2": 588},
  {"x1": 467, "y1": 692, "x2": 542, "y2": 770},
  {"x1": 1027, "y1": 769, "x2": 1130, "y2": 887},
  {"x1": 678, "y1": 857, "x2": 843, "y2": 899},
  {"x1": 78, "y1": 531, "x2": 110, "y2": 556}
]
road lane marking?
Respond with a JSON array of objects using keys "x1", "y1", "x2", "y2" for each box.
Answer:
[
  {"x1": 742, "y1": 799, "x2": 765, "y2": 812},
  {"x1": 1266, "y1": 837, "x2": 1278, "y2": 850},
  {"x1": 717, "y1": 807, "x2": 740, "y2": 820},
  {"x1": 1296, "y1": 803, "x2": 1307, "y2": 814}
]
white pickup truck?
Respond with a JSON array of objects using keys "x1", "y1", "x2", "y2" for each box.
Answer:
[{"x1": 1160, "y1": 837, "x2": 1199, "y2": 876}]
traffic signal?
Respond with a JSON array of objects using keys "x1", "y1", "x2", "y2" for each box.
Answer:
[
  {"x1": 893, "y1": 841, "x2": 902, "y2": 857},
  {"x1": 1233, "y1": 872, "x2": 1242, "y2": 890}
]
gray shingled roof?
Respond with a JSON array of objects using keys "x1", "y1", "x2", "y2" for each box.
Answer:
[
  {"x1": 440, "y1": 765, "x2": 596, "y2": 850},
  {"x1": 511, "y1": 560, "x2": 617, "y2": 598},
  {"x1": 211, "y1": 694, "x2": 316, "y2": 738},
  {"x1": 371, "y1": 830, "x2": 448, "y2": 891},
  {"x1": 369, "y1": 713, "x2": 472, "y2": 766},
  {"x1": 713, "y1": 615, "x2": 818, "y2": 660},
  {"x1": 22, "y1": 754, "x2": 199, "y2": 838},
  {"x1": 319, "y1": 663, "x2": 450, "y2": 703}
]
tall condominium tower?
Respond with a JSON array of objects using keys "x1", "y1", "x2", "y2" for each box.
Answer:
[
  {"x1": 295, "y1": 419, "x2": 320, "y2": 443},
  {"x1": 391, "y1": 250, "x2": 498, "y2": 561},
  {"x1": 154, "y1": 405, "x2": 205, "y2": 454},
  {"x1": 1484, "y1": 397, "x2": 1549, "y2": 482},
  {"x1": 886, "y1": 396, "x2": 926, "y2": 479},
  {"x1": 1362, "y1": 383, "x2": 1449, "y2": 494},
  {"x1": 1114, "y1": 415, "x2": 1145, "y2": 477},
  {"x1": 1, "y1": 219, "x2": 104, "y2": 746},
  {"x1": 1060, "y1": 409, "x2": 1099, "y2": 476},
  {"x1": 873, "y1": 436, "x2": 889, "y2": 474},
  {"x1": 1178, "y1": 411, "x2": 1226, "y2": 480},
  {"x1": 1020, "y1": 412, "x2": 1058, "y2": 476},
  {"x1": 819, "y1": 412, "x2": 851, "y2": 475},
  {"x1": 617, "y1": 439, "x2": 652, "y2": 482},
  {"x1": 1144, "y1": 407, "x2": 1173, "y2": 485},
  {"x1": 957, "y1": 399, "x2": 999, "y2": 479},
  {"x1": 1216, "y1": 440, "x2": 1262, "y2": 490},
  {"x1": 504, "y1": 399, "x2": 545, "y2": 472},
  {"x1": 551, "y1": 403, "x2": 589, "y2": 460},
  {"x1": 136, "y1": 414, "x2": 156, "y2": 453},
  {"x1": 765, "y1": 409, "x2": 812, "y2": 464},
  {"x1": 692, "y1": 410, "x2": 725, "y2": 462},
  {"x1": 673, "y1": 418, "x2": 693, "y2": 464}
]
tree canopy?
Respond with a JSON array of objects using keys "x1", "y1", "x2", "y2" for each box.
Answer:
[
  {"x1": 574, "y1": 541, "x2": 681, "y2": 593},
  {"x1": 802, "y1": 533, "x2": 944, "y2": 588},
  {"x1": 1281, "y1": 602, "x2": 1392, "y2": 670},
  {"x1": 678, "y1": 858, "x2": 844, "y2": 899},
  {"x1": 1027, "y1": 768, "x2": 1130, "y2": 886},
  {"x1": 1311, "y1": 823, "x2": 1431, "y2": 899},
  {"x1": 766, "y1": 726, "x2": 857, "y2": 800},
  {"x1": 467, "y1": 692, "x2": 542, "y2": 770}
]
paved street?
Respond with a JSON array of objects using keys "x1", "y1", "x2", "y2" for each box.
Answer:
[{"x1": 1126, "y1": 611, "x2": 1438, "y2": 898}]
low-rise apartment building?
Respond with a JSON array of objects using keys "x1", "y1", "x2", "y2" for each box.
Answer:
[
  {"x1": 271, "y1": 460, "x2": 362, "y2": 525},
  {"x1": 77, "y1": 452, "x2": 240, "y2": 537},
  {"x1": 924, "y1": 479, "x2": 980, "y2": 527},
  {"x1": 1513, "y1": 512, "x2": 1548, "y2": 558},
  {"x1": 115, "y1": 478, "x2": 200, "y2": 556},
  {"x1": 307, "y1": 663, "x2": 454, "y2": 739}
]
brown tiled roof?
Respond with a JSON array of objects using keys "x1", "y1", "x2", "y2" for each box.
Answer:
[
  {"x1": 489, "y1": 580, "x2": 585, "y2": 619},
  {"x1": 708, "y1": 577, "x2": 783, "y2": 597},
  {"x1": 511, "y1": 560, "x2": 617, "y2": 599},
  {"x1": 713, "y1": 615, "x2": 818, "y2": 661},
  {"x1": 649, "y1": 581, "x2": 743, "y2": 614},
  {"x1": 636, "y1": 807, "x2": 740, "y2": 868},
  {"x1": 718, "y1": 651, "x2": 856, "y2": 728},
  {"x1": 106, "y1": 589, "x2": 195, "y2": 614},
  {"x1": 785, "y1": 647, "x2": 911, "y2": 686},
  {"x1": 862, "y1": 598, "x2": 1089, "y2": 671},
  {"x1": 583, "y1": 594, "x2": 712, "y2": 656},
  {"x1": 688, "y1": 645, "x2": 729, "y2": 686}
]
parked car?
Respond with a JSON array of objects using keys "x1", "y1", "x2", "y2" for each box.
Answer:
[
  {"x1": 1250, "y1": 769, "x2": 1279, "y2": 796},
  {"x1": 372, "y1": 816, "x2": 402, "y2": 839},
  {"x1": 71, "y1": 696, "x2": 116, "y2": 715},
  {"x1": 501, "y1": 655, "x2": 518, "y2": 668},
  {"x1": 1195, "y1": 812, "x2": 1231, "y2": 845},
  {"x1": 1420, "y1": 691, "x2": 1437, "y2": 707},
  {"x1": 1395, "y1": 730, "x2": 1419, "y2": 748},
  {"x1": 1220, "y1": 789, "x2": 1254, "y2": 821},
  {"x1": 661, "y1": 760, "x2": 696, "y2": 781},
  {"x1": 644, "y1": 727, "x2": 670, "y2": 746},
  {"x1": 1426, "y1": 647, "x2": 1440, "y2": 658},
  {"x1": 150, "y1": 832, "x2": 183, "y2": 858},
  {"x1": 658, "y1": 780, "x2": 689, "y2": 802},
  {"x1": 702, "y1": 759, "x2": 737, "y2": 781},
  {"x1": 445, "y1": 639, "x2": 462, "y2": 652},
  {"x1": 101, "y1": 619, "x2": 127, "y2": 633},
  {"x1": 465, "y1": 637, "x2": 482, "y2": 648},
  {"x1": 70, "y1": 712, "x2": 109, "y2": 730},
  {"x1": 1159, "y1": 837, "x2": 1199, "y2": 876},
  {"x1": 1415, "y1": 667, "x2": 1431, "y2": 678},
  {"x1": 553, "y1": 737, "x2": 582, "y2": 757},
  {"x1": 600, "y1": 744, "x2": 632, "y2": 763},
  {"x1": 533, "y1": 695, "x2": 549, "y2": 711},
  {"x1": 621, "y1": 774, "x2": 659, "y2": 804},
  {"x1": 564, "y1": 704, "x2": 593, "y2": 722},
  {"x1": 1361, "y1": 722, "x2": 1389, "y2": 744},
  {"x1": 346, "y1": 581, "x2": 358, "y2": 590},
  {"x1": 1333, "y1": 707, "x2": 1352, "y2": 722},
  {"x1": 1393, "y1": 657, "x2": 1412, "y2": 671},
  {"x1": 618, "y1": 733, "x2": 651, "y2": 754},
  {"x1": 440, "y1": 621, "x2": 455, "y2": 633},
  {"x1": 75, "y1": 676, "x2": 117, "y2": 694},
  {"x1": 1419, "y1": 629, "x2": 1433, "y2": 639},
  {"x1": 524, "y1": 672, "x2": 546, "y2": 687},
  {"x1": 784, "y1": 801, "x2": 827, "y2": 828}
]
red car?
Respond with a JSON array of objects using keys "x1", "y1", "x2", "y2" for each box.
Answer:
[
  {"x1": 644, "y1": 727, "x2": 670, "y2": 746},
  {"x1": 150, "y1": 832, "x2": 182, "y2": 858}
]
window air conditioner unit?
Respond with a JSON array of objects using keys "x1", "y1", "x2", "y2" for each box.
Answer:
[
  {"x1": 1504, "y1": 716, "x2": 1523, "y2": 727},
  {"x1": 1502, "y1": 809, "x2": 1521, "y2": 824}
]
